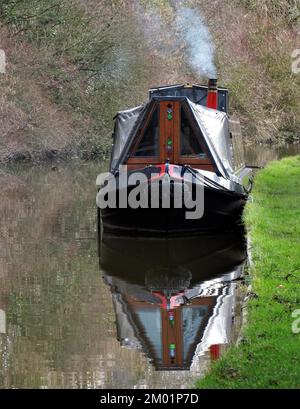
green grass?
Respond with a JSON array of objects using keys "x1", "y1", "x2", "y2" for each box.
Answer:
[{"x1": 197, "y1": 156, "x2": 300, "y2": 388}]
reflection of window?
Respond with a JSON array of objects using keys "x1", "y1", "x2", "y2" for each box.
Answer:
[
  {"x1": 134, "y1": 108, "x2": 159, "y2": 157},
  {"x1": 136, "y1": 308, "x2": 162, "y2": 362},
  {"x1": 182, "y1": 306, "x2": 208, "y2": 362},
  {"x1": 180, "y1": 108, "x2": 206, "y2": 157}
]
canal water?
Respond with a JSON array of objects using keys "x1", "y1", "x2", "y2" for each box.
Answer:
[{"x1": 0, "y1": 144, "x2": 299, "y2": 389}]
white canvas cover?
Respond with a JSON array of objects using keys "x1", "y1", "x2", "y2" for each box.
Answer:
[
  {"x1": 111, "y1": 105, "x2": 146, "y2": 170},
  {"x1": 188, "y1": 101, "x2": 235, "y2": 178}
]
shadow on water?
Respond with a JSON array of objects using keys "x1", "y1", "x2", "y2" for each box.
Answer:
[{"x1": 0, "y1": 144, "x2": 298, "y2": 389}]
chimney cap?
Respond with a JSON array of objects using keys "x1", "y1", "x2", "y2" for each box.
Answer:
[
  {"x1": 208, "y1": 78, "x2": 218, "y2": 84},
  {"x1": 208, "y1": 78, "x2": 218, "y2": 90}
]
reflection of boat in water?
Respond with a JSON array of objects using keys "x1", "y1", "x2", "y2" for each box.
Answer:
[
  {"x1": 97, "y1": 79, "x2": 253, "y2": 234},
  {"x1": 99, "y1": 232, "x2": 247, "y2": 370}
]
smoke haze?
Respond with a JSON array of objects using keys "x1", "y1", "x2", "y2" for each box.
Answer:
[
  {"x1": 175, "y1": 6, "x2": 217, "y2": 78},
  {"x1": 133, "y1": 1, "x2": 217, "y2": 79}
]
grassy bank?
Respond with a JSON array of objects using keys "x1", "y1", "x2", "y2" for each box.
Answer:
[{"x1": 197, "y1": 156, "x2": 300, "y2": 388}]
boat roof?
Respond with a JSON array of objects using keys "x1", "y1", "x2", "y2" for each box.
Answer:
[{"x1": 149, "y1": 83, "x2": 229, "y2": 113}]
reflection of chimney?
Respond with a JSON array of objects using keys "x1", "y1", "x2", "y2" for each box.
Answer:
[
  {"x1": 210, "y1": 344, "x2": 221, "y2": 360},
  {"x1": 207, "y1": 78, "x2": 218, "y2": 110}
]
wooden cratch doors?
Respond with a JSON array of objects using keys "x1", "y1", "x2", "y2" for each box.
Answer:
[
  {"x1": 127, "y1": 101, "x2": 215, "y2": 171},
  {"x1": 124, "y1": 294, "x2": 217, "y2": 369}
]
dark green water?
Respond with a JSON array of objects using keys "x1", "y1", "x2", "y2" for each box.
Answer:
[{"x1": 0, "y1": 145, "x2": 299, "y2": 389}]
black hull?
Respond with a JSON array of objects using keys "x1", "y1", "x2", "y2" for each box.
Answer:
[{"x1": 100, "y1": 185, "x2": 246, "y2": 235}]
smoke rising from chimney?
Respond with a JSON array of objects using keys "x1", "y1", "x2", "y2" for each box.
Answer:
[
  {"x1": 175, "y1": 6, "x2": 217, "y2": 79},
  {"x1": 133, "y1": 1, "x2": 217, "y2": 80}
]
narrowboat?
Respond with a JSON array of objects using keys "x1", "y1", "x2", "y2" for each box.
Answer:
[{"x1": 96, "y1": 79, "x2": 253, "y2": 234}]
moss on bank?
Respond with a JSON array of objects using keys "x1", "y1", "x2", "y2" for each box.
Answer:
[{"x1": 197, "y1": 156, "x2": 300, "y2": 388}]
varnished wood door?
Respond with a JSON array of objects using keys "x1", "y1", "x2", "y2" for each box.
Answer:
[
  {"x1": 159, "y1": 101, "x2": 180, "y2": 163},
  {"x1": 127, "y1": 100, "x2": 215, "y2": 171}
]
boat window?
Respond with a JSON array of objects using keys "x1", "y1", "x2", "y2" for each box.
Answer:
[
  {"x1": 134, "y1": 107, "x2": 159, "y2": 157},
  {"x1": 180, "y1": 107, "x2": 206, "y2": 158}
]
